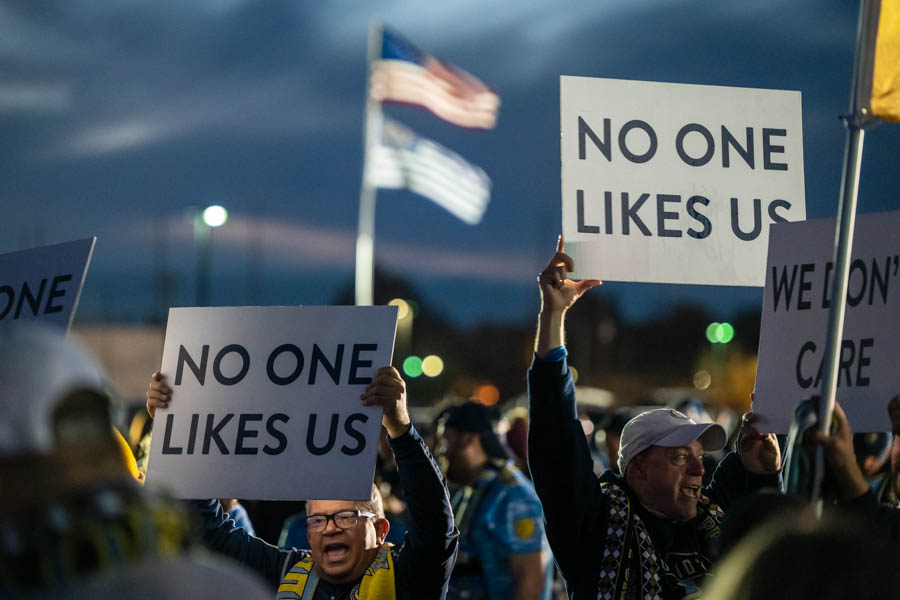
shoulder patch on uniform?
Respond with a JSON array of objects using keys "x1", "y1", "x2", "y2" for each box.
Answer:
[{"x1": 513, "y1": 517, "x2": 537, "y2": 539}]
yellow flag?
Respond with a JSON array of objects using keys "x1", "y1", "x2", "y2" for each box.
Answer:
[{"x1": 871, "y1": 0, "x2": 900, "y2": 121}]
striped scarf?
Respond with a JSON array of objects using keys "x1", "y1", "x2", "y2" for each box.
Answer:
[
  {"x1": 596, "y1": 483, "x2": 723, "y2": 600},
  {"x1": 277, "y1": 544, "x2": 395, "y2": 600}
]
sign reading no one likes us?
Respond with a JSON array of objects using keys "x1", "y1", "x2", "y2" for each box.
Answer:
[{"x1": 561, "y1": 76, "x2": 805, "y2": 287}]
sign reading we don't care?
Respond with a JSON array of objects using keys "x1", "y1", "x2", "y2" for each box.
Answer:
[
  {"x1": 754, "y1": 212, "x2": 900, "y2": 434},
  {"x1": 561, "y1": 76, "x2": 806, "y2": 287},
  {"x1": 147, "y1": 306, "x2": 398, "y2": 501}
]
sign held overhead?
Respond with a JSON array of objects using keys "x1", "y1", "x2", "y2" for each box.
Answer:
[
  {"x1": 561, "y1": 76, "x2": 806, "y2": 286},
  {"x1": 147, "y1": 305, "x2": 398, "y2": 501},
  {"x1": 753, "y1": 211, "x2": 900, "y2": 434}
]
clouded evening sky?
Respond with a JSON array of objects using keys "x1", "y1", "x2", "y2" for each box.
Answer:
[{"x1": 1, "y1": 0, "x2": 898, "y2": 327}]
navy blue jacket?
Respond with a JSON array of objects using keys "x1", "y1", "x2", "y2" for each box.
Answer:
[
  {"x1": 190, "y1": 425, "x2": 458, "y2": 600},
  {"x1": 528, "y1": 354, "x2": 780, "y2": 599}
]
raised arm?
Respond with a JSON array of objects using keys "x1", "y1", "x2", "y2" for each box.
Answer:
[
  {"x1": 528, "y1": 236, "x2": 604, "y2": 581},
  {"x1": 187, "y1": 497, "x2": 300, "y2": 589},
  {"x1": 362, "y1": 366, "x2": 458, "y2": 598}
]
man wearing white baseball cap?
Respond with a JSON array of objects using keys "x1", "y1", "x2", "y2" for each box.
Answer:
[{"x1": 527, "y1": 238, "x2": 782, "y2": 600}]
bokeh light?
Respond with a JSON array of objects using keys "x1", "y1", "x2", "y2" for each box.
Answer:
[
  {"x1": 720, "y1": 322, "x2": 735, "y2": 343},
  {"x1": 388, "y1": 298, "x2": 411, "y2": 320},
  {"x1": 202, "y1": 205, "x2": 228, "y2": 227},
  {"x1": 402, "y1": 356, "x2": 423, "y2": 378},
  {"x1": 693, "y1": 369, "x2": 712, "y2": 390},
  {"x1": 706, "y1": 322, "x2": 735, "y2": 344},
  {"x1": 422, "y1": 355, "x2": 444, "y2": 377},
  {"x1": 474, "y1": 384, "x2": 499, "y2": 406}
]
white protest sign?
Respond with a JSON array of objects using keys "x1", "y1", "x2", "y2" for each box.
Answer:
[
  {"x1": 147, "y1": 306, "x2": 397, "y2": 500},
  {"x1": 0, "y1": 238, "x2": 96, "y2": 332},
  {"x1": 753, "y1": 211, "x2": 900, "y2": 434},
  {"x1": 561, "y1": 76, "x2": 806, "y2": 286}
]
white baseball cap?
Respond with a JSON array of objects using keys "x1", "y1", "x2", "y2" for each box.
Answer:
[
  {"x1": 617, "y1": 408, "x2": 727, "y2": 474},
  {"x1": 0, "y1": 324, "x2": 107, "y2": 457}
]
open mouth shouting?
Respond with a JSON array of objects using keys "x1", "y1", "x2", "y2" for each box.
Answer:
[{"x1": 323, "y1": 542, "x2": 351, "y2": 562}]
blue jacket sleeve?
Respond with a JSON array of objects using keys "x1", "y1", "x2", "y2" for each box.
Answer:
[
  {"x1": 186, "y1": 498, "x2": 304, "y2": 590},
  {"x1": 390, "y1": 424, "x2": 459, "y2": 600},
  {"x1": 527, "y1": 354, "x2": 609, "y2": 583}
]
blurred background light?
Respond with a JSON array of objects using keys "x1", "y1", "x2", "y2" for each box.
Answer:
[
  {"x1": 388, "y1": 298, "x2": 411, "y2": 320},
  {"x1": 402, "y1": 355, "x2": 423, "y2": 378},
  {"x1": 202, "y1": 205, "x2": 228, "y2": 228},
  {"x1": 422, "y1": 354, "x2": 443, "y2": 377},
  {"x1": 473, "y1": 384, "x2": 499, "y2": 406}
]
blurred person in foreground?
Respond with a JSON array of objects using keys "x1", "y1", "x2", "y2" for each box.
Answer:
[
  {"x1": 437, "y1": 402, "x2": 553, "y2": 600},
  {"x1": 0, "y1": 324, "x2": 270, "y2": 598},
  {"x1": 527, "y1": 237, "x2": 782, "y2": 599},
  {"x1": 147, "y1": 365, "x2": 459, "y2": 599},
  {"x1": 703, "y1": 511, "x2": 900, "y2": 600}
]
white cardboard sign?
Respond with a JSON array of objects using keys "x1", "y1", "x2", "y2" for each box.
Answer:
[
  {"x1": 561, "y1": 76, "x2": 806, "y2": 286},
  {"x1": 147, "y1": 306, "x2": 398, "y2": 500},
  {"x1": 0, "y1": 238, "x2": 96, "y2": 332},
  {"x1": 753, "y1": 211, "x2": 900, "y2": 434}
]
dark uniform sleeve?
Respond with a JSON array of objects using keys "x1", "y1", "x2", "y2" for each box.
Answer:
[
  {"x1": 527, "y1": 354, "x2": 610, "y2": 585},
  {"x1": 389, "y1": 424, "x2": 459, "y2": 600},
  {"x1": 186, "y1": 498, "x2": 303, "y2": 590},
  {"x1": 703, "y1": 451, "x2": 782, "y2": 509}
]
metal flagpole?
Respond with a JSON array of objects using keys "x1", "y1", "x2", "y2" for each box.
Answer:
[
  {"x1": 355, "y1": 19, "x2": 384, "y2": 306},
  {"x1": 810, "y1": 0, "x2": 881, "y2": 507}
]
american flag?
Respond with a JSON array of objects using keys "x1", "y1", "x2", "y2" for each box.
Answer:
[
  {"x1": 369, "y1": 28, "x2": 500, "y2": 130},
  {"x1": 365, "y1": 117, "x2": 491, "y2": 225}
]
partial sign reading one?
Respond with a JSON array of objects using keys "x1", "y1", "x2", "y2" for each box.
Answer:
[
  {"x1": 561, "y1": 76, "x2": 806, "y2": 286},
  {"x1": 147, "y1": 306, "x2": 398, "y2": 500},
  {"x1": 754, "y1": 211, "x2": 900, "y2": 434},
  {"x1": 0, "y1": 238, "x2": 96, "y2": 332}
]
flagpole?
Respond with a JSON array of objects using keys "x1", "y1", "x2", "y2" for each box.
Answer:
[
  {"x1": 810, "y1": 0, "x2": 879, "y2": 507},
  {"x1": 355, "y1": 19, "x2": 384, "y2": 306}
]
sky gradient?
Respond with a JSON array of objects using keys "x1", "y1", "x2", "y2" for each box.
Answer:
[{"x1": 2, "y1": 0, "x2": 898, "y2": 328}]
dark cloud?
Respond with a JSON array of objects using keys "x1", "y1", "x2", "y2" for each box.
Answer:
[{"x1": 0, "y1": 0, "x2": 897, "y2": 327}]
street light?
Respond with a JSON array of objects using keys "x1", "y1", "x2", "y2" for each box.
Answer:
[
  {"x1": 194, "y1": 204, "x2": 228, "y2": 306},
  {"x1": 202, "y1": 205, "x2": 229, "y2": 228}
]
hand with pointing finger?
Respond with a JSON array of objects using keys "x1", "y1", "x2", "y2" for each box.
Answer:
[
  {"x1": 537, "y1": 235, "x2": 602, "y2": 315},
  {"x1": 535, "y1": 235, "x2": 601, "y2": 356}
]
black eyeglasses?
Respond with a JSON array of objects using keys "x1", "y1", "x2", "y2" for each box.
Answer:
[{"x1": 305, "y1": 510, "x2": 377, "y2": 533}]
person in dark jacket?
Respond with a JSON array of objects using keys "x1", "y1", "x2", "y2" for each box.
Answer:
[
  {"x1": 147, "y1": 366, "x2": 459, "y2": 600},
  {"x1": 527, "y1": 237, "x2": 782, "y2": 599}
]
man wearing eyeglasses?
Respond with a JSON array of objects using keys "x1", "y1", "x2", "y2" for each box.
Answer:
[{"x1": 147, "y1": 366, "x2": 459, "y2": 599}]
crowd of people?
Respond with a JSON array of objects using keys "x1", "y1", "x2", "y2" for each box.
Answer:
[{"x1": 3, "y1": 238, "x2": 900, "y2": 599}]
